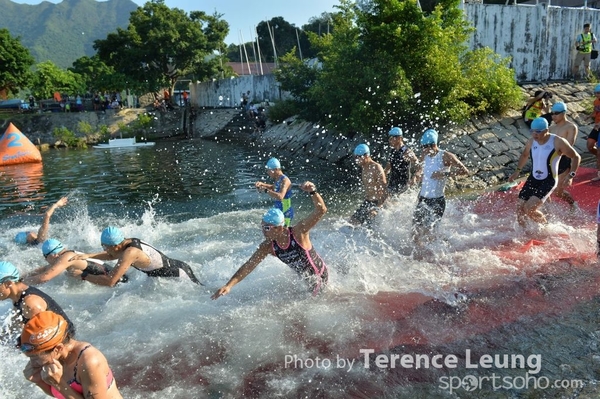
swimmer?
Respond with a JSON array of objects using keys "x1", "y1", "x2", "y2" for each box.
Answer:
[
  {"x1": 349, "y1": 144, "x2": 387, "y2": 226},
  {"x1": 255, "y1": 157, "x2": 294, "y2": 226},
  {"x1": 21, "y1": 311, "x2": 123, "y2": 398},
  {"x1": 69, "y1": 227, "x2": 201, "y2": 286},
  {"x1": 384, "y1": 127, "x2": 420, "y2": 195},
  {"x1": 0, "y1": 261, "x2": 75, "y2": 335},
  {"x1": 212, "y1": 181, "x2": 328, "y2": 298},
  {"x1": 549, "y1": 102, "x2": 579, "y2": 209},
  {"x1": 14, "y1": 197, "x2": 68, "y2": 246},
  {"x1": 412, "y1": 128, "x2": 469, "y2": 247},
  {"x1": 23, "y1": 239, "x2": 128, "y2": 286},
  {"x1": 509, "y1": 117, "x2": 581, "y2": 227}
]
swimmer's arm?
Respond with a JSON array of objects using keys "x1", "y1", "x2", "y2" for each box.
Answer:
[
  {"x1": 375, "y1": 164, "x2": 387, "y2": 205},
  {"x1": 211, "y1": 240, "x2": 271, "y2": 299},
  {"x1": 255, "y1": 181, "x2": 274, "y2": 191},
  {"x1": 78, "y1": 349, "x2": 113, "y2": 399},
  {"x1": 444, "y1": 152, "x2": 470, "y2": 177},
  {"x1": 557, "y1": 137, "x2": 581, "y2": 173},
  {"x1": 294, "y1": 182, "x2": 326, "y2": 235},
  {"x1": 36, "y1": 197, "x2": 68, "y2": 243},
  {"x1": 23, "y1": 261, "x2": 69, "y2": 285},
  {"x1": 267, "y1": 176, "x2": 291, "y2": 201},
  {"x1": 384, "y1": 162, "x2": 391, "y2": 175},
  {"x1": 23, "y1": 361, "x2": 53, "y2": 396},
  {"x1": 71, "y1": 252, "x2": 115, "y2": 261},
  {"x1": 83, "y1": 251, "x2": 134, "y2": 287},
  {"x1": 508, "y1": 140, "x2": 532, "y2": 182}
]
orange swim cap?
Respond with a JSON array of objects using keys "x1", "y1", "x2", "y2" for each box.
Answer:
[{"x1": 21, "y1": 311, "x2": 67, "y2": 354}]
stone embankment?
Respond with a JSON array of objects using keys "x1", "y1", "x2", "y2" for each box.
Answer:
[{"x1": 240, "y1": 82, "x2": 595, "y2": 192}]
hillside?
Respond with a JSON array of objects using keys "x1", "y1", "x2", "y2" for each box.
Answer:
[{"x1": 0, "y1": 0, "x2": 138, "y2": 68}]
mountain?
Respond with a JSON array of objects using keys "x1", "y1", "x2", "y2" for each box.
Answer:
[{"x1": 0, "y1": 0, "x2": 138, "y2": 68}]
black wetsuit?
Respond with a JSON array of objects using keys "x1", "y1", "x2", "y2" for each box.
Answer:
[
  {"x1": 387, "y1": 146, "x2": 412, "y2": 194},
  {"x1": 272, "y1": 228, "x2": 328, "y2": 294},
  {"x1": 123, "y1": 238, "x2": 201, "y2": 284},
  {"x1": 13, "y1": 286, "x2": 76, "y2": 345}
]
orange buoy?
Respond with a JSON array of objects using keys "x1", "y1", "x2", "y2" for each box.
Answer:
[{"x1": 0, "y1": 123, "x2": 42, "y2": 166}]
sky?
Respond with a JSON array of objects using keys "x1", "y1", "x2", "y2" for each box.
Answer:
[{"x1": 11, "y1": 0, "x2": 342, "y2": 45}]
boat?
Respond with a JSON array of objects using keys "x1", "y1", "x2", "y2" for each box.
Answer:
[{"x1": 93, "y1": 137, "x2": 155, "y2": 149}]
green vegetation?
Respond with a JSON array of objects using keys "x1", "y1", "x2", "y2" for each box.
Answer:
[
  {"x1": 30, "y1": 61, "x2": 85, "y2": 100},
  {"x1": 94, "y1": 0, "x2": 229, "y2": 96},
  {"x1": 116, "y1": 113, "x2": 155, "y2": 138},
  {"x1": 266, "y1": 100, "x2": 303, "y2": 124},
  {"x1": 274, "y1": 0, "x2": 523, "y2": 135},
  {"x1": 53, "y1": 126, "x2": 87, "y2": 148},
  {"x1": 0, "y1": 28, "x2": 34, "y2": 96}
]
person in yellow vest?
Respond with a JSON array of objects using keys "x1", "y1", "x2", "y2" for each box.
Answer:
[
  {"x1": 523, "y1": 90, "x2": 552, "y2": 128},
  {"x1": 573, "y1": 23, "x2": 597, "y2": 80}
]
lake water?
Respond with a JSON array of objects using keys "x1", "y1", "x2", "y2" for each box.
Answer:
[{"x1": 0, "y1": 139, "x2": 599, "y2": 398}]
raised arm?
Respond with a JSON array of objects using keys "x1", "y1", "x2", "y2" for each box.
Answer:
[
  {"x1": 293, "y1": 182, "x2": 327, "y2": 235},
  {"x1": 36, "y1": 197, "x2": 68, "y2": 242},
  {"x1": 211, "y1": 240, "x2": 272, "y2": 299}
]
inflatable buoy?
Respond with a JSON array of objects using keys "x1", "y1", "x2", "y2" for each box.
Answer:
[{"x1": 0, "y1": 123, "x2": 42, "y2": 166}]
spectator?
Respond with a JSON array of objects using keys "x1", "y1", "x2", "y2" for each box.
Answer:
[
  {"x1": 523, "y1": 90, "x2": 552, "y2": 128},
  {"x1": 573, "y1": 23, "x2": 597, "y2": 81}
]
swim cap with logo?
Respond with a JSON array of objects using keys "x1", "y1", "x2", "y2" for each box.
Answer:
[
  {"x1": 100, "y1": 226, "x2": 125, "y2": 246},
  {"x1": 262, "y1": 208, "x2": 285, "y2": 226},
  {"x1": 21, "y1": 311, "x2": 68, "y2": 354}
]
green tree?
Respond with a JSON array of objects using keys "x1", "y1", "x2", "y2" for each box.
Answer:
[
  {"x1": 69, "y1": 55, "x2": 129, "y2": 94},
  {"x1": 275, "y1": 0, "x2": 521, "y2": 135},
  {"x1": 30, "y1": 61, "x2": 85, "y2": 100},
  {"x1": 0, "y1": 28, "x2": 34, "y2": 96},
  {"x1": 94, "y1": 0, "x2": 228, "y2": 98}
]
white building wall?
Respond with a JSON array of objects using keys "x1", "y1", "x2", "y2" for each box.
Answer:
[
  {"x1": 190, "y1": 74, "x2": 289, "y2": 108},
  {"x1": 464, "y1": 3, "x2": 600, "y2": 81}
]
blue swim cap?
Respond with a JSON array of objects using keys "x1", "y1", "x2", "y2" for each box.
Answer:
[
  {"x1": 265, "y1": 158, "x2": 281, "y2": 170},
  {"x1": 262, "y1": 208, "x2": 285, "y2": 226},
  {"x1": 388, "y1": 127, "x2": 403, "y2": 137},
  {"x1": 530, "y1": 117, "x2": 548, "y2": 131},
  {"x1": 551, "y1": 102, "x2": 567, "y2": 113},
  {"x1": 0, "y1": 261, "x2": 20, "y2": 282},
  {"x1": 41, "y1": 239, "x2": 64, "y2": 257},
  {"x1": 100, "y1": 226, "x2": 125, "y2": 246},
  {"x1": 595, "y1": 84, "x2": 600, "y2": 93},
  {"x1": 420, "y1": 129, "x2": 438, "y2": 146},
  {"x1": 14, "y1": 232, "x2": 29, "y2": 245},
  {"x1": 354, "y1": 144, "x2": 370, "y2": 156}
]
